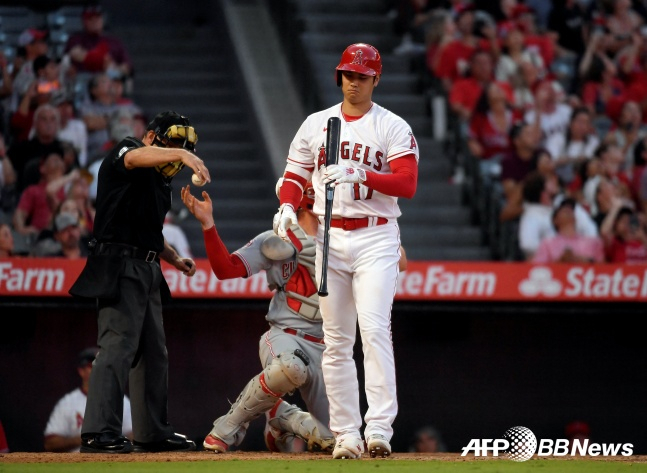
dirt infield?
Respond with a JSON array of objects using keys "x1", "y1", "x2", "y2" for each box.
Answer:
[{"x1": 2, "y1": 452, "x2": 647, "y2": 463}]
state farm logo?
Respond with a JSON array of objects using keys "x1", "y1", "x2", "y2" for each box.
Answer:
[
  {"x1": 519, "y1": 267, "x2": 562, "y2": 297},
  {"x1": 518, "y1": 266, "x2": 647, "y2": 299}
]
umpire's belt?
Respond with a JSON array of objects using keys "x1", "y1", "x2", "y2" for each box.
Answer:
[
  {"x1": 330, "y1": 216, "x2": 388, "y2": 231},
  {"x1": 283, "y1": 328, "x2": 325, "y2": 345},
  {"x1": 95, "y1": 242, "x2": 159, "y2": 263}
]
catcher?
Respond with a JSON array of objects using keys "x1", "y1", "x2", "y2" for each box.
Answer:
[
  {"x1": 182, "y1": 181, "x2": 407, "y2": 453},
  {"x1": 181, "y1": 180, "x2": 333, "y2": 453}
]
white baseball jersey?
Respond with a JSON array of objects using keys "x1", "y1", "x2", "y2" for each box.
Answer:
[
  {"x1": 281, "y1": 101, "x2": 418, "y2": 446},
  {"x1": 44, "y1": 388, "x2": 132, "y2": 452},
  {"x1": 286, "y1": 102, "x2": 420, "y2": 218}
]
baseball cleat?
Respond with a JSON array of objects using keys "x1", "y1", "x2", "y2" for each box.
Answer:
[
  {"x1": 366, "y1": 434, "x2": 391, "y2": 458},
  {"x1": 332, "y1": 435, "x2": 364, "y2": 459},
  {"x1": 203, "y1": 434, "x2": 228, "y2": 453}
]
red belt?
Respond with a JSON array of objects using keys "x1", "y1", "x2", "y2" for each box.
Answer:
[
  {"x1": 283, "y1": 328, "x2": 325, "y2": 345},
  {"x1": 329, "y1": 217, "x2": 388, "y2": 231}
]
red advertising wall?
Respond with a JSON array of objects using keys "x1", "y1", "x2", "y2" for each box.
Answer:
[{"x1": 1, "y1": 258, "x2": 646, "y2": 301}]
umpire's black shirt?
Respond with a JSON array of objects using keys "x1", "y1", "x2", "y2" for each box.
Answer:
[{"x1": 93, "y1": 137, "x2": 172, "y2": 252}]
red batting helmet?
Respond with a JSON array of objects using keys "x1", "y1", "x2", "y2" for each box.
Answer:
[{"x1": 335, "y1": 43, "x2": 382, "y2": 86}]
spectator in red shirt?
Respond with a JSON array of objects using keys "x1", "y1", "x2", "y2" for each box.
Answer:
[
  {"x1": 449, "y1": 49, "x2": 511, "y2": 121},
  {"x1": 434, "y1": 3, "x2": 498, "y2": 92},
  {"x1": 602, "y1": 205, "x2": 647, "y2": 263},
  {"x1": 12, "y1": 151, "x2": 67, "y2": 242},
  {"x1": 64, "y1": 6, "x2": 133, "y2": 79},
  {"x1": 468, "y1": 81, "x2": 521, "y2": 161}
]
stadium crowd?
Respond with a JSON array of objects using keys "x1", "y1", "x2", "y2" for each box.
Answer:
[
  {"x1": 394, "y1": 0, "x2": 647, "y2": 263},
  {"x1": 0, "y1": 5, "x2": 146, "y2": 258},
  {"x1": 1, "y1": 1, "x2": 646, "y2": 263}
]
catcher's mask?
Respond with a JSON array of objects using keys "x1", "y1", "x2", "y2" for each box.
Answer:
[{"x1": 147, "y1": 111, "x2": 198, "y2": 178}]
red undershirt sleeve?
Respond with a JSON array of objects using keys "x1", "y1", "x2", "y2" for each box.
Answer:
[
  {"x1": 203, "y1": 226, "x2": 248, "y2": 279},
  {"x1": 363, "y1": 154, "x2": 418, "y2": 198},
  {"x1": 279, "y1": 171, "x2": 307, "y2": 208}
]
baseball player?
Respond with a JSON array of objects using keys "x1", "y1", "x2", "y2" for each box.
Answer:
[
  {"x1": 180, "y1": 182, "x2": 334, "y2": 454},
  {"x1": 273, "y1": 43, "x2": 419, "y2": 459},
  {"x1": 44, "y1": 347, "x2": 133, "y2": 452}
]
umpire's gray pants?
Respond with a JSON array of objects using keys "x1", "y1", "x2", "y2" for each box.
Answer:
[{"x1": 82, "y1": 258, "x2": 174, "y2": 443}]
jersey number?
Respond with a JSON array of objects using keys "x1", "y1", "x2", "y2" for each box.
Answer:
[{"x1": 353, "y1": 183, "x2": 373, "y2": 200}]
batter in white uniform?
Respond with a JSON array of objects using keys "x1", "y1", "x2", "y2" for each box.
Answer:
[{"x1": 273, "y1": 43, "x2": 419, "y2": 459}]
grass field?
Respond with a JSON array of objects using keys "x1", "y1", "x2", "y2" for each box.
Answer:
[{"x1": 2, "y1": 453, "x2": 647, "y2": 473}]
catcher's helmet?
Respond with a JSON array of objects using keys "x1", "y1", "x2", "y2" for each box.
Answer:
[
  {"x1": 335, "y1": 43, "x2": 382, "y2": 86},
  {"x1": 147, "y1": 111, "x2": 198, "y2": 178}
]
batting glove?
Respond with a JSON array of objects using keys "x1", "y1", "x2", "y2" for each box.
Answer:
[
  {"x1": 273, "y1": 203, "x2": 297, "y2": 240},
  {"x1": 322, "y1": 165, "x2": 366, "y2": 187}
]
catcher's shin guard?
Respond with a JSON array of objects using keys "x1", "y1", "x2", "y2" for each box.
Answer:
[{"x1": 210, "y1": 350, "x2": 310, "y2": 444}]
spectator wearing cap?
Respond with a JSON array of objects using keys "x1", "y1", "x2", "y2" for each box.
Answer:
[
  {"x1": 44, "y1": 347, "x2": 132, "y2": 452},
  {"x1": 30, "y1": 210, "x2": 87, "y2": 258},
  {"x1": 532, "y1": 197, "x2": 605, "y2": 263},
  {"x1": 64, "y1": 6, "x2": 133, "y2": 79},
  {"x1": 10, "y1": 28, "x2": 49, "y2": 111},
  {"x1": 600, "y1": 204, "x2": 647, "y2": 263}
]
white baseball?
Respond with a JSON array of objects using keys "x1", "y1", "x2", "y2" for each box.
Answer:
[{"x1": 191, "y1": 173, "x2": 206, "y2": 186}]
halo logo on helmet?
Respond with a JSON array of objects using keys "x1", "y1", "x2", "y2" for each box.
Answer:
[{"x1": 335, "y1": 43, "x2": 382, "y2": 86}]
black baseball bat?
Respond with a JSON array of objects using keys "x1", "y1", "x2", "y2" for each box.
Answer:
[{"x1": 318, "y1": 116, "x2": 341, "y2": 297}]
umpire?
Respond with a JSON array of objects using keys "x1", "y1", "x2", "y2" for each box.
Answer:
[{"x1": 70, "y1": 110, "x2": 210, "y2": 453}]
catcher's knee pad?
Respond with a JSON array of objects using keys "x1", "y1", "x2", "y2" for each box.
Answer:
[{"x1": 263, "y1": 349, "x2": 310, "y2": 395}]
